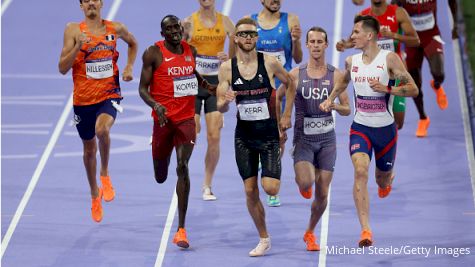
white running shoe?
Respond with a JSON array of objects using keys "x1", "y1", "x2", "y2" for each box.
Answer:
[
  {"x1": 249, "y1": 237, "x2": 271, "y2": 257},
  {"x1": 202, "y1": 186, "x2": 217, "y2": 201}
]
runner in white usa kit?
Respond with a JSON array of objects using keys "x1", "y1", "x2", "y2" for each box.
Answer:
[{"x1": 320, "y1": 15, "x2": 418, "y2": 248}]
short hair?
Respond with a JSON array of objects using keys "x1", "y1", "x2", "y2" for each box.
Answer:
[
  {"x1": 306, "y1": 26, "x2": 328, "y2": 43},
  {"x1": 161, "y1": 15, "x2": 180, "y2": 30},
  {"x1": 354, "y1": 15, "x2": 380, "y2": 35},
  {"x1": 235, "y1": 17, "x2": 257, "y2": 31}
]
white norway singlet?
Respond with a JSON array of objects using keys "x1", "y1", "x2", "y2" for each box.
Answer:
[{"x1": 351, "y1": 49, "x2": 394, "y2": 127}]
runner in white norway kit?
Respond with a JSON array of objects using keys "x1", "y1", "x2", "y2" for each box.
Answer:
[{"x1": 320, "y1": 15, "x2": 418, "y2": 248}]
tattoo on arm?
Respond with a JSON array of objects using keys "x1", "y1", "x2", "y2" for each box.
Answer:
[
  {"x1": 400, "y1": 87, "x2": 407, "y2": 96},
  {"x1": 394, "y1": 73, "x2": 409, "y2": 85}
]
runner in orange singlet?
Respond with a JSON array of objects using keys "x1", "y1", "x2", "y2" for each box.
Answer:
[{"x1": 58, "y1": 0, "x2": 138, "y2": 223}]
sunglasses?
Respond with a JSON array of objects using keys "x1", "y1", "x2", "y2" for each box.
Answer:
[{"x1": 236, "y1": 31, "x2": 259, "y2": 38}]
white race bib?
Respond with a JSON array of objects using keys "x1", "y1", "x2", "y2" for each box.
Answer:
[
  {"x1": 173, "y1": 75, "x2": 198, "y2": 97},
  {"x1": 303, "y1": 116, "x2": 334, "y2": 135},
  {"x1": 262, "y1": 50, "x2": 286, "y2": 66},
  {"x1": 411, "y1": 12, "x2": 435, "y2": 32},
  {"x1": 86, "y1": 58, "x2": 113, "y2": 79},
  {"x1": 237, "y1": 99, "x2": 270, "y2": 121},
  {"x1": 377, "y1": 38, "x2": 395, "y2": 52},
  {"x1": 195, "y1": 55, "x2": 220, "y2": 75}
]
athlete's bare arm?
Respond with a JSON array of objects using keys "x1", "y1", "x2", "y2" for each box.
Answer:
[
  {"x1": 138, "y1": 45, "x2": 168, "y2": 126},
  {"x1": 223, "y1": 15, "x2": 236, "y2": 60},
  {"x1": 58, "y1": 23, "x2": 84, "y2": 74},
  {"x1": 288, "y1": 13, "x2": 303, "y2": 64},
  {"x1": 113, "y1": 21, "x2": 138, "y2": 81},
  {"x1": 388, "y1": 7, "x2": 419, "y2": 47},
  {"x1": 182, "y1": 16, "x2": 193, "y2": 42},
  {"x1": 265, "y1": 54, "x2": 295, "y2": 131},
  {"x1": 369, "y1": 52, "x2": 419, "y2": 97},
  {"x1": 216, "y1": 60, "x2": 235, "y2": 113},
  {"x1": 277, "y1": 66, "x2": 298, "y2": 115},
  {"x1": 320, "y1": 56, "x2": 352, "y2": 112},
  {"x1": 333, "y1": 69, "x2": 352, "y2": 116}
]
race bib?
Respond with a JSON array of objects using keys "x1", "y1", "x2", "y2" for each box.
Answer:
[
  {"x1": 303, "y1": 116, "x2": 334, "y2": 135},
  {"x1": 86, "y1": 57, "x2": 113, "y2": 79},
  {"x1": 261, "y1": 50, "x2": 286, "y2": 66},
  {"x1": 195, "y1": 55, "x2": 220, "y2": 75},
  {"x1": 237, "y1": 99, "x2": 270, "y2": 121},
  {"x1": 173, "y1": 75, "x2": 198, "y2": 97},
  {"x1": 411, "y1": 12, "x2": 435, "y2": 32},
  {"x1": 377, "y1": 38, "x2": 395, "y2": 52},
  {"x1": 356, "y1": 96, "x2": 387, "y2": 113}
]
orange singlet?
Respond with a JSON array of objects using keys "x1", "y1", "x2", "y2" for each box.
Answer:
[{"x1": 72, "y1": 20, "x2": 121, "y2": 106}]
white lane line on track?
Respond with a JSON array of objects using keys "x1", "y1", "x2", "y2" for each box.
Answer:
[
  {"x1": 1, "y1": 0, "x2": 14, "y2": 16},
  {"x1": 0, "y1": 0, "x2": 123, "y2": 259},
  {"x1": 0, "y1": 94, "x2": 73, "y2": 259},
  {"x1": 319, "y1": 1, "x2": 344, "y2": 266},
  {"x1": 449, "y1": 8, "x2": 475, "y2": 207},
  {"x1": 154, "y1": 1, "x2": 234, "y2": 265}
]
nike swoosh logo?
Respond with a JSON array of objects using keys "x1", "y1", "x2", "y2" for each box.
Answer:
[{"x1": 164, "y1": 57, "x2": 175, "y2": 62}]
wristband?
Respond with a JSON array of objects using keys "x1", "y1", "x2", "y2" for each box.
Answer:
[{"x1": 387, "y1": 85, "x2": 392, "y2": 93}]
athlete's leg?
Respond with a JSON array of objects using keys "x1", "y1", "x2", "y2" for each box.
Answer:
[
  {"x1": 203, "y1": 111, "x2": 223, "y2": 187},
  {"x1": 82, "y1": 138, "x2": 99, "y2": 198},
  {"x1": 95, "y1": 113, "x2": 115, "y2": 177},
  {"x1": 428, "y1": 53, "x2": 445, "y2": 88},
  {"x1": 295, "y1": 161, "x2": 315, "y2": 193},
  {"x1": 175, "y1": 143, "x2": 194, "y2": 229},
  {"x1": 244, "y1": 176, "x2": 269, "y2": 238},
  {"x1": 307, "y1": 169, "x2": 333, "y2": 232},
  {"x1": 351, "y1": 152, "x2": 371, "y2": 231}
]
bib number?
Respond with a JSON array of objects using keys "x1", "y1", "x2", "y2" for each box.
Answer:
[
  {"x1": 86, "y1": 58, "x2": 113, "y2": 79},
  {"x1": 356, "y1": 96, "x2": 387, "y2": 113},
  {"x1": 377, "y1": 38, "x2": 395, "y2": 52},
  {"x1": 195, "y1": 55, "x2": 220, "y2": 75},
  {"x1": 411, "y1": 12, "x2": 435, "y2": 32},
  {"x1": 303, "y1": 116, "x2": 334, "y2": 135},
  {"x1": 237, "y1": 99, "x2": 270, "y2": 121},
  {"x1": 173, "y1": 75, "x2": 198, "y2": 97}
]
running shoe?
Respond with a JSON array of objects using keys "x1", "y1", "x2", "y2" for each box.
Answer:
[
  {"x1": 431, "y1": 80, "x2": 448, "y2": 110},
  {"x1": 267, "y1": 195, "x2": 281, "y2": 207},
  {"x1": 416, "y1": 117, "x2": 430, "y2": 138},
  {"x1": 101, "y1": 176, "x2": 115, "y2": 202},
  {"x1": 358, "y1": 230, "x2": 373, "y2": 247},
  {"x1": 173, "y1": 228, "x2": 190, "y2": 249},
  {"x1": 91, "y1": 188, "x2": 103, "y2": 223},
  {"x1": 378, "y1": 185, "x2": 392, "y2": 198},
  {"x1": 202, "y1": 185, "x2": 217, "y2": 201},
  {"x1": 249, "y1": 237, "x2": 271, "y2": 257},
  {"x1": 299, "y1": 187, "x2": 313, "y2": 199},
  {"x1": 303, "y1": 231, "x2": 320, "y2": 251}
]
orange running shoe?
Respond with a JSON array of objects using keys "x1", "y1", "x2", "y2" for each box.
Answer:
[
  {"x1": 378, "y1": 185, "x2": 392, "y2": 198},
  {"x1": 299, "y1": 186, "x2": 313, "y2": 199},
  {"x1": 416, "y1": 117, "x2": 430, "y2": 138},
  {"x1": 303, "y1": 231, "x2": 320, "y2": 251},
  {"x1": 91, "y1": 188, "x2": 103, "y2": 223},
  {"x1": 431, "y1": 80, "x2": 448, "y2": 110},
  {"x1": 101, "y1": 176, "x2": 115, "y2": 202},
  {"x1": 173, "y1": 228, "x2": 190, "y2": 249},
  {"x1": 358, "y1": 230, "x2": 373, "y2": 248}
]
